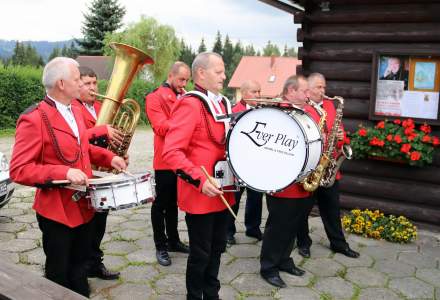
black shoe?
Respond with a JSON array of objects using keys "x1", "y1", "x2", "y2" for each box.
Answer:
[
  {"x1": 246, "y1": 230, "x2": 263, "y2": 241},
  {"x1": 156, "y1": 250, "x2": 172, "y2": 266},
  {"x1": 261, "y1": 273, "x2": 286, "y2": 288},
  {"x1": 332, "y1": 247, "x2": 360, "y2": 258},
  {"x1": 88, "y1": 263, "x2": 120, "y2": 280},
  {"x1": 298, "y1": 247, "x2": 311, "y2": 258},
  {"x1": 280, "y1": 265, "x2": 305, "y2": 276},
  {"x1": 226, "y1": 236, "x2": 236, "y2": 247},
  {"x1": 168, "y1": 241, "x2": 189, "y2": 254}
]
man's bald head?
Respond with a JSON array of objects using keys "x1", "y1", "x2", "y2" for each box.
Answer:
[
  {"x1": 240, "y1": 80, "x2": 261, "y2": 100},
  {"x1": 167, "y1": 61, "x2": 191, "y2": 94}
]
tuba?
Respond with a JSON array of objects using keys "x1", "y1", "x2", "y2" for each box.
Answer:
[{"x1": 93, "y1": 43, "x2": 154, "y2": 157}]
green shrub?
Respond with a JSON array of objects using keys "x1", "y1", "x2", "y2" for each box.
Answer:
[
  {"x1": 0, "y1": 65, "x2": 44, "y2": 129},
  {"x1": 97, "y1": 78, "x2": 156, "y2": 125}
]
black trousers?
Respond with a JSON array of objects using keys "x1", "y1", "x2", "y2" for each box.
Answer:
[
  {"x1": 260, "y1": 195, "x2": 313, "y2": 277},
  {"x1": 37, "y1": 213, "x2": 92, "y2": 297},
  {"x1": 185, "y1": 210, "x2": 229, "y2": 300},
  {"x1": 297, "y1": 181, "x2": 348, "y2": 251},
  {"x1": 226, "y1": 188, "x2": 263, "y2": 237},
  {"x1": 151, "y1": 170, "x2": 180, "y2": 250},
  {"x1": 88, "y1": 210, "x2": 108, "y2": 269}
]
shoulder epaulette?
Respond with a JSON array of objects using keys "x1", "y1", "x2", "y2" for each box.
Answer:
[{"x1": 21, "y1": 103, "x2": 39, "y2": 115}]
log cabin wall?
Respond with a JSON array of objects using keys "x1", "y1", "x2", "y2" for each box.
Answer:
[{"x1": 295, "y1": 0, "x2": 440, "y2": 228}]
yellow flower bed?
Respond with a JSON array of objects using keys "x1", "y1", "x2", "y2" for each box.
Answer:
[{"x1": 342, "y1": 209, "x2": 417, "y2": 243}]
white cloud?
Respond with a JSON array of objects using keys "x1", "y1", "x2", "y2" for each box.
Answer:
[{"x1": 0, "y1": 0, "x2": 299, "y2": 50}]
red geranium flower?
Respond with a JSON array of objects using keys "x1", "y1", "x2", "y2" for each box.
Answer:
[
  {"x1": 386, "y1": 134, "x2": 393, "y2": 141},
  {"x1": 376, "y1": 121, "x2": 385, "y2": 129},
  {"x1": 393, "y1": 119, "x2": 401, "y2": 125},
  {"x1": 394, "y1": 135, "x2": 402, "y2": 144},
  {"x1": 420, "y1": 124, "x2": 431, "y2": 134},
  {"x1": 358, "y1": 128, "x2": 367, "y2": 137},
  {"x1": 400, "y1": 143, "x2": 411, "y2": 153},
  {"x1": 402, "y1": 119, "x2": 415, "y2": 129},
  {"x1": 410, "y1": 151, "x2": 421, "y2": 161},
  {"x1": 404, "y1": 127, "x2": 414, "y2": 136},
  {"x1": 422, "y1": 135, "x2": 431, "y2": 143},
  {"x1": 432, "y1": 136, "x2": 440, "y2": 146},
  {"x1": 370, "y1": 137, "x2": 384, "y2": 147}
]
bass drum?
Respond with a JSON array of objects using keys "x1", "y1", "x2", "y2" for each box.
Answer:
[{"x1": 226, "y1": 107, "x2": 322, "y2": 193}]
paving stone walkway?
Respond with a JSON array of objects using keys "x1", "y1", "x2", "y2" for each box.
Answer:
[{"x1": 0, "y1": 128, "x2": 439, "y2": 299}]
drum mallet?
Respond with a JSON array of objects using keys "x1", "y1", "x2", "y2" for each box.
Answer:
[{"x1": 201, "y1": 166, "x2": 245, "y2": 230}]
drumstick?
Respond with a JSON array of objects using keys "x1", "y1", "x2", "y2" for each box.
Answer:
[{"x1": 200, "y1": 166, "x2": 245, "y2": 229}]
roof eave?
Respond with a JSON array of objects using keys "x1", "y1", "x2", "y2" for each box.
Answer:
[{"x1": 257, "y1": 0, "x2": 304, "y2": 14}]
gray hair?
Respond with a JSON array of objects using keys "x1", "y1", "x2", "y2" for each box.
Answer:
[
  {"x1": 282, "y1": 74, "x2": 306, "y2": 96},
  {"x1": 308, "y1": 72, "x2": 326, "y2": 85},
  {"x1": 42, "y1": 57, "x2": 79, "y2": 91},
  {"x1": 191, "y1": 52, "x2": 222, "y2": 81},
  {"x1": 240, "y1": 80, "x2": 260, "y2": 93}
]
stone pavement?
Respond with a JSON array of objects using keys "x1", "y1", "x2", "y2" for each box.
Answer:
[{"x1": 0, "y1": 128, "x2": 439, "y2": 299}]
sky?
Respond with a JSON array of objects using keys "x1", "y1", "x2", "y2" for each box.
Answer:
[{"x1": 0, "y1": 0, "x2": 300, "y2": 51}]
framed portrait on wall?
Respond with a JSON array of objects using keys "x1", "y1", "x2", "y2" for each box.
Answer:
[{"x1": 369, "y1": 51, "x2": 440, "y2": 125}]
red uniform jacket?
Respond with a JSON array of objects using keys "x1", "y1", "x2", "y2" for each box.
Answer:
[
  {"x1": 145, "y1": 83, "x2": 177, "y2": 170},
  {"x1": 162, "y1": 88, "x2": 235, "y2": 214},
  {"x1": 232, "y1": 100, "x2": 248, "y2": 113},
  {"x1": 307, "y1": 99, "x2": 345, "y2": 180},
  {"x1": 272, "y1": 105, "x2": 318, "y2": 199},
  {"x1": 10, "y1": 98, "x2": 115, "y2": 228},
  {"x1": 71, "y1": 99, "x2": 108, "y2": 141}
]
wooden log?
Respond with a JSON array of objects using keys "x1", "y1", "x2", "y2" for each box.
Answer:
[
  {"x1": 298, "y1": 42, "x2": 440, "y2": 62},
  {"x1": 0, "y1": 259, "x2": 87, "y2": 300},
  {"x1": 342, "y1": 159, "x2": 440, "y2": 185},
  {"x1": 343, "y1": 98, "x2": 370, "y2": 119},
  {"x1": 339, "y1": 174, "x2": 440, "y2": 206},
  {"x1": 325, "y1": 81, "x2": 370, "y2": 99},
  {"x1": 309, "y1": 0, "x2": 440, "y2": 5},
  {"x1": 298, "y1": 23, "x2": 440, "y2": 43},
  {"x1": 342, "y1": 118, "x2": 373, "y2": 133},
  {"x1": 307, "y1": 61, "x2": 371, "y2": 81},
  {"x1": 340, "y1": 193, "x2": 440, "y2": 226},
  {"x1": 296, "y1": 4, "x2": 440, "y2": 24}
]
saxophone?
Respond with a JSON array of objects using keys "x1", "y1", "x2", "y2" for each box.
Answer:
[
  {"x1": 320, "y1": 95, "x2": 353, "y2": 188},
  {"x1": 301, "y1": 99, "x2": 330, "y2": 192}
]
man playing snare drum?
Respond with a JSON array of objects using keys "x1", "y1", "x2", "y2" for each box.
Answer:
[{"x1": 10, "y1": 57, "x2": 127, "y2": 297}]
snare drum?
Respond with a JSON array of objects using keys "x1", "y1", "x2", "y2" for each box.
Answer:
[
  {"x1": 226, "y1": 107, "x2": 322, "y2": 193},
  {"x1": 89, "y1": 172, "x2": 155, "y2": 211}
]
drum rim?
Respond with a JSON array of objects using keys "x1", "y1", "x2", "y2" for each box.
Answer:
[
  {"x1": 226, "y1": 106, "x2": 310, "y2": 193},
  {"x1": 88, "y1": 173, "x2": 152, "y2": 190}
]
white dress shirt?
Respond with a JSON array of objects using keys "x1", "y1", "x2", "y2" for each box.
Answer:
[
  {"x1": 47, "y1": 95, "x2": 80, "y2": 143},
  {"x1": 83, "y1": 102, "x2": 97, "y2": 120}
]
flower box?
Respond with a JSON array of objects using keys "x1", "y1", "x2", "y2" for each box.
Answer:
[{"x1": 350, "y1": 118, "x2": 439, "y2": 167}]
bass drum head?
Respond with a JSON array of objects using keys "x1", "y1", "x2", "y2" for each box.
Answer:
[{"x1": 226, "y1": 107, "x2": 307, "y2": 193}]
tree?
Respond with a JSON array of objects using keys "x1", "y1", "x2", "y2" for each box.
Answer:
[
  {"x1": 48, "y1": 47, "x2": 61, "y2": 61},
  {"x1": 76, "y1": 0, "x2": 125, "y2": 55},
  {"x1": 10, "y1": 42, "x2": 43, "y2": 67},
  {"x1": 223, "y1": 35, "x2": 234, "y2": 68},
  {"x1": 178, "y1": 38, "x2": 195, "y2": 67},
  {"x1": 283, "y1": 44, "x2": 297, "y2": 57},
  {"x1": 103, "y1": 16, "x2": 180, "y2": 83},
  {"x1": 198, "y1": 38, "x2": 207, "y2": 53},
  {"x1": 212, "y1": 31, "x2": 223, "y2": 55},
  {"x1": 262, "y1": 41, "x2": 281, "y2": 56},
  {"x1": 244, "y1": 44, "x2": 256, "y2": 56}
]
